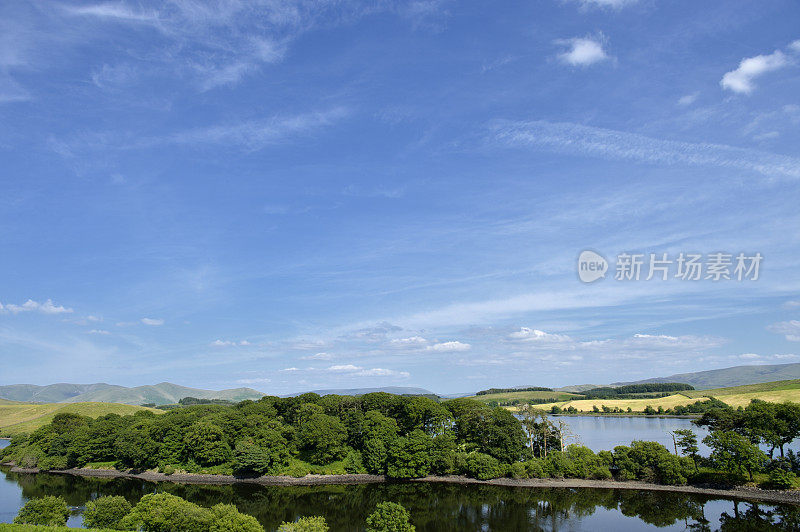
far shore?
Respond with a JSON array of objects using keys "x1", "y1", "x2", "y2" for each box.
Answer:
[{"x1": 5, "y1": 466, "x2": 800, "y2": 507}]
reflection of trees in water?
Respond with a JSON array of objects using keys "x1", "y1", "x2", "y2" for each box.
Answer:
[{"x1": 4, "y1": 470, "x2": 800, "y2": 531}]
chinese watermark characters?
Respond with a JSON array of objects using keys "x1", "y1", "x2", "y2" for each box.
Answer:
[{"x1": 578, "y1": 251, "x2": 762, "y2": 283}]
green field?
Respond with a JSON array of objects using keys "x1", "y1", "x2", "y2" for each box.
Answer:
[
  {"x1": 470, "y1": 390, "x2": 581, "y2": 404},
  {"x1": 0, "y1": 402, "x2": 162, "y2": 437}
]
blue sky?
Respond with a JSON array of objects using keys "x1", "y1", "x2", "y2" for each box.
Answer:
[{"x1": 1, "y1": 0, "x2": 799, "y2": 394}]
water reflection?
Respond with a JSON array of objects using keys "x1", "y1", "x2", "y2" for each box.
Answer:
[{"x1": 1, "y1": 467, "x2": 798, "y2": 531}]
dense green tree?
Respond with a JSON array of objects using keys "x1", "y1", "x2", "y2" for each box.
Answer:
[
  {"x1": 184, "y1": 422, "x2": 232, "y2": 466},
  {"x1": 83, "y1": 495, "x2": 132, "y2": 529},
  {"x1": 387, "y1": 429, "x2": 432, "y2": 478},
  {"x1": 13, "y1": 495, "x2": 70, "y2": 526},
  {"x1": 120, "y1": 492, "x2": 214, "y2": 531},
  {"x1": 704, "y1": 430, "x2": 768, "y2": 481},
  {"x1": 297, "y1": 412, "x2": 348, "y2": 464},
  {"x1": 365, "y1": 502, "x2": 416, "y2": 532},
  {"x1": 672, "y1": 429, "x2": 700, "y2": 471}
]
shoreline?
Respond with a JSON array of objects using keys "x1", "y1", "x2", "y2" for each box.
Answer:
[{"x1": 6, "y1": 466, "x2": 800, "y2": 506}]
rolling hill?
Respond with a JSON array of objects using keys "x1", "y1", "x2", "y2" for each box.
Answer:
[
  {"x1": 618, "y1": 362, "x2": 800, "y2": 390},
  {"x1": 0, "y1": 382, "x2": 265, "y2": 406},
  {"x1": 292, "y1": 386, "x2": 436, "y2": 397}
]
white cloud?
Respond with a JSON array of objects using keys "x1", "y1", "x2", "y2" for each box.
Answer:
[
  {"x1": 490, "y1": 119, "x2": 800, "y2": 181},
  {"x1": 327, "y1": 364, "x2": 363, "y2": 372},
  {"x1": 211, "y1": 339, "x2": 251, "y2": 347},
  {"x1": 789, "y1": 40, "x2": 800, "y2": 54},
  {"x1": 389, "y1": 336, "x2": 428, "y2": 347},
  {"x1": 302, "y1": 352, "x2": 334, "y2": 360},
  {"x1": 768, "y1": 320, "x2": 800, "y2": 342},
  {"x1": 556, "y1": 37, "x2": 609, "y2": 67},
  {"x1": 280, "y1": 367, "x2": 300, "y2": 372},
  {"x1": 1, "y1": 299, "x2": 73, "y2": 315},
  {"x1": 141, "y1": 317, "x2": 164, "y2": 326},
  {"x1": 721, "y1": 50, "x2": 789, "y2": 94},
  {"x1": 783, "y1": 300, "x2": 800, "y2": 309},
  {"x1": 508, "y1": 327, "x2": 571, "y2": 342},
  {"x1": 88, "y1": 329, "x2": 110, "y2": 335},
  {"x1": 739, "y1": 353, "x2": 761, "y2": 359},
  {"x1": 427, "y1": 341, "x2": 471, "y2": 352},
  {"x1": 677, "y1": 92, "x2": 699, "y2": 106},
  {"x1": 355, "y1": 368, "x2": 410, "y2": 378}
]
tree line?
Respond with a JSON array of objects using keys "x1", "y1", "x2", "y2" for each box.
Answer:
[{"x1": 2, "y1": 394, "x2": 799, "y2": 490}]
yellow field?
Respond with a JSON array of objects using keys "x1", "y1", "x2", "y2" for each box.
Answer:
[
  {"x1": 706, "y1": 389, "x2": 800, "y2": 408},
  {"x1": 684, "y1": 379, "x2": 800, "y2": 398},
  {"x1": 0, "y1": 402, "x2": 162, "y2": 436},
  {"x1": 528, "y1": 393, "x2": 696, "y2": 413}
]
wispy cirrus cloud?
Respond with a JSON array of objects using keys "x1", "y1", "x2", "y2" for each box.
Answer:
[
  {"x1": 489, "y1": 119, "x2": 800, "y2": 180},
  {"x1": 140, "y1": 317, "x2": 164, "y2": 326},
  {"x1": 168, "y1": 107, "x2": 349, "y2": 149},
  {"x1": 768, "y1": 320, "x2": 800, "y2": 342}
]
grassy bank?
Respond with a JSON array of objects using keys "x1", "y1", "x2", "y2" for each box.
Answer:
[{"x1": 0, "y1": 402, "x2": 162, "y2": 437}]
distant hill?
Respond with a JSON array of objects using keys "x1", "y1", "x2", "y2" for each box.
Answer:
[
  {"x1": 0, "y1": 382, "x2": 265, "y2": 405},
  {"x1": 291, "y1": 386, "x2": 436, "y2": 397},
  {"x1": 555, "y1": 384, "x2": 603, "y2": 393},
  {"x1": 0, "y1": 383, "x2": 112, "y2": 403},
  {"x1": 617, "y1": 362, "x2": 800, "y2": 390}
]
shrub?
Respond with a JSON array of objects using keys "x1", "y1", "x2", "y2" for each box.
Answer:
[
  {"x1": 161, "y1": 465, "x2": 176, "y2": 475},
  {"x1": 38, "y1": 454, "x2": 69, "y2": 470},
  {"x1": 13, "y1": 496, "x2": 70, "y2": 526},
  {"x1": 590, "y1": 466, "x2": 612, "y2": 480},
  {"x1": 283, "y1": 460, "x2": 311, "y2": 478},
  {"x1": 461, "y1": 452, "x2": 502, "y2": 480},
  {"x1": 365, "y1": 502, "x2": 415, "y2": 532},
  {"x1": 278, "y1": 516, "x2": 329, "y2": 531},
  {"x1": 524, "y1": 458, "x2": 545, "y2": 478},
  {"x1": 83, "y1": 496, "x2": 132, "y2": 529},
  {"x1": 119, "y1": 492, "x2": 213, "y2": 531},
  {"x1": 343, "y1": 449, "x2": 366, "y2": 473},
  {"x1": 510, "y1": 462, "x2": 527, "y2": 479},
  {"x1": 209, "y1": 503, "x2": 263, "y2": 532},
  {"x1": 761, "y1": 469, "x2": 798, "y2": 490}
]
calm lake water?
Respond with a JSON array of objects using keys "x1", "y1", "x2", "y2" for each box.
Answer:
[
  {"x1": 549, "y1": 415, "x2": 712, "y2": 454},
  {"x1": 2, "y1": 422, "x2": 797, "y2": 531}
]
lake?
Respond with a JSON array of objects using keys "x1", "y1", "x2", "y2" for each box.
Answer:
[
  {"x1": 1, "y1": 464, "x2": 798, "y2": 530},
  {"x1": 548, "y1": 415, "x2": 713, "y2": 453}
]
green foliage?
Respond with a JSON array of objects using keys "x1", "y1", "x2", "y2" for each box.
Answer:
[
  {"x1": 208, "y1": 504, "x2": 263, "y2": 532},
  {"x1": 612, "y1": 441, "x2": 692, "y2": 485},
  {"x1": 119, "y1": 493, "x2": 213, "y2": 531},
  {"x1": 233, "y1": 432, "x2": 290, "y2": 475},
  {"x1": 703, "y1": 430, "x2": 768, "y2": 482},
  {"x1": 297, "y1": 412, "x2": 347, "y2": 464},
  {"x1": 83, "y1": 496, "x2": 132, "y2": 530},
  {"x1": 342, "y1": 449, "x2": 366, "y2": 473},
  {"x1": 387, "y1": 430, "x2": 432, "y2": 479},
  {"x1": 13, "y1": 496, "x2": 70, "y2": 526},
  {"x1": 277, "y1": 516, "x2": 329, "y2": 531},
  {"x1": 761, "y1": 468, "x2": 798, "y2": 490},
  {"x1": 457, "y1": 452, "x2": 502, "y2": 480},
  {"x1": 184, "y1": 422, "x2": 232, "y2": 466},
  {"x1": 365, "y1": 502, "x2": 416, "y2": 532}
]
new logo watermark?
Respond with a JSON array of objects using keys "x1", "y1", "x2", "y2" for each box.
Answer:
[
  {"x1": 578, "y1": 251, "x2": 762, "y2": 283},
  {"x1": 577, "y1": 250, "x2": 608, "y2": 283}
]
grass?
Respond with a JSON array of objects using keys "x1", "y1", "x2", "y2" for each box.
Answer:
[
  {"x1": 0, "y1": 402, "x2": 162, "y2": 437},
  {"x1": 469, "y1": 390, "x2": 581, "y2": 404}
]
